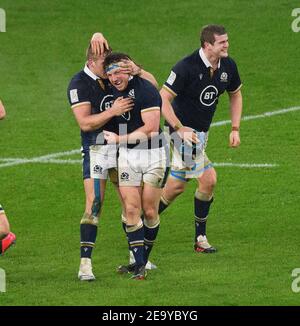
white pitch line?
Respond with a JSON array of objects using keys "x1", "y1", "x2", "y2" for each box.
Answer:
[
  {"x1": 0, "y1": 158, "x2": 82, "y2": 168},
  {"x1": 0, "y1": 158, "x2": 278, "y2": 169},
  {"x1": 212, "y1": 162, "x2": 278, "y2": 168},
  {"x1": 211, "y1": 106, "x2": 300, "y2": 127},
  {"x1": 0, "y1": 149, "x2": 81, "y2": 162},
  {"x1": 1, "y1": 105, "x2": 299, "y2": 169},
  {"x1": 0, "y1": 149, "x2": 82, "y2": 168}
]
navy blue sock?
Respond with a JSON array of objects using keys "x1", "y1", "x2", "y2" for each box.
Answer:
[
  {"x1": 194, "y1": 196, "x2": 214, "y2": 242},
  {"x1": 80, "y1": 224, "x2": 98, "y2": 258},
  {"x1": 80, "y1": 178, "x2": 101, "y2": 258},
  {"x1": 126, "y1": 224, "x2": 145, "y2": 267},
  {"x1": 158, "y1": 196, "x2": 170, "y2": 214},
  {"x1": 158, "y1": 201, "x2": 168, "y2": 214},
  {"x1": 122, "y1": 221, "x2": 127, "y2": 233},
  {"x1": 122, "y1": 221, "x2": 131, "y2": 251},
  {"x1": 144, "y1": 220, "x2": 160, "y2": 262}
]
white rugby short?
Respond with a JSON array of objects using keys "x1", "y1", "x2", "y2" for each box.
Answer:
[
  {"x1": 118, "y1": 146, "x2": 167, "y2": 188},
  {"x1": 89, "y1": 144, "x2": 118, "y2": 179},
  {"x1": 170, "y1": 131, "x2": 212, "y2": 179}
]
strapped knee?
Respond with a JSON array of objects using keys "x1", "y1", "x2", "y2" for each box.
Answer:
[
  {"x1": 126, "y1": 219, "x2": 143, "y2": 233},
  {"x1": 195, "y1": 190, "x2": 213, "y2": 202},
  {"x1": 144, "y1": 215, "x2": 160, "y2": 228},
  {"x1": 121, "y1": 214, "x2": 127, "y2": 224},
  {"x1": 161, "y1": 195, "x2": 171, "y2": 206},
  {"x1": 80, "y1": 212, "x2": 99, "y2": 226}
]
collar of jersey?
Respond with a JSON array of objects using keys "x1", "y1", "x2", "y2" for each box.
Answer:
[
  {"x1": 199, "y1": 48, "x2": 221, "y2": 69},
  {"x1": 84, "y1": 64, "x2": 99, "y2": 81}
]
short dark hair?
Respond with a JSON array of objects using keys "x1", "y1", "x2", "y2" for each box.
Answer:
[
  {"x1": 200, "y1": 24, "x2": 227, "y2": 47},
  {"x1": 103, "y1": 52, "x2": 132, "y2": 70},
  {"x1": 86, "y1": 44, "x2": 112, "y2": 62}
]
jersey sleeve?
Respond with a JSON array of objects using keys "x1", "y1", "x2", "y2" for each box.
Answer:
[
  {"x1": 140, "y1": 85, "x2": 162, "y2": 113},
  {"x1": 226, "y1": 59, "x2": 242, "y2": 93},
  {"x1": 163, "y1": 60, "x2": 188, "y2": 97},
  {"x1": 67, "y1": 79, "x2": 91, "y2": 108}
]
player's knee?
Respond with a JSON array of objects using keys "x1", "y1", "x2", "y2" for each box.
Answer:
[
  {"x1": 143, "y1": 207, "x2": 158, "y2": 220},
  {"x1": 208, "y1": 174, "x2": 217, "y2": 188},
  {"x1": 125, "y1": 203, "x2": 140, "y2": 219},
  {"x1": 172, "y1": 182, "x2": 185, "y2": 196},
  {"x1": 200, "y1": 170, "x2": 217, "y2": 192}
]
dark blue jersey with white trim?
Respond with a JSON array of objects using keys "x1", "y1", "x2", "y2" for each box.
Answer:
[
  {"x1": 67, "y1": 70, "x2": 117, "y2": 149},
  {"x1": 163, "y1": 49, "x2": 242, "y2": 132},
  {"x1": 111, "y1": 76, "x2": 163, "y2": 149}
]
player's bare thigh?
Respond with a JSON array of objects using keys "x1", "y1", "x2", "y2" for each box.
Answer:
[
  {"x1": 118, "y1": 186, "x2": 142, "y2": 225},
  {"x1": 142, "y1": 183, "x2": 162, "y2": 221}
]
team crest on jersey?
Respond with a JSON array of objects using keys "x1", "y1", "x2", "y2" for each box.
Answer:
[
  {"x1": 121, "y1": 111, "x2": 131, "y2": 121},
  {"x1": 128, "y1": 89, "x2": 135, "y2": 99},
  {"x1": 199, "y1": 74, "x2": 203, "y2": 80},
  {"x1": 199, "y1": 85, "x2": 218, "y2": 107},
  {"x1": 220, "y1": 72, "x2": 228, "y2": 82},
  {"x1": 167, "y1": 71, "x2": 176, "y2": 85}
]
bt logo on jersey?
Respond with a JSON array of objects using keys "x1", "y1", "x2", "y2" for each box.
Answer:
[{"x1": 199, "y1": 85, "x2": 218, "y2": 107}]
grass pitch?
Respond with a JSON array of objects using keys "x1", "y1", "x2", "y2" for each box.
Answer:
[{"x1": 0, "y1": 0, "x2": 300, "y2": 306}]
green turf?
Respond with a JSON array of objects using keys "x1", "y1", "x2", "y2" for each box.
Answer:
[{"x1": 0, "y1": 0, "x2": 300, "y2": 306}]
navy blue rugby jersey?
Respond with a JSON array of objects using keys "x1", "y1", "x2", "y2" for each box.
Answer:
[
  {"x1": 111, "y1": 76, "x2": 163, "y2": 149},
  {"x1": 163, "y1": 49, "x2": 242, "y2": 132},
  {"x1": 67, "y1": 66, "x2": 117, "y2": 148}
]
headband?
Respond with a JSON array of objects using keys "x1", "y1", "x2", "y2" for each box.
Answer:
[{"x1": 105, "y1": 63, "x2": 121, "y2": 73}]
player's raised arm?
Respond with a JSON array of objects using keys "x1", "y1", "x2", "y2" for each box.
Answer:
[
  {"x1": 118, "y1": 59, "x2": 159, "y2": 89},
  {"x1": 90, "y1": 32, "x2": 109, "y2": 56}
]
